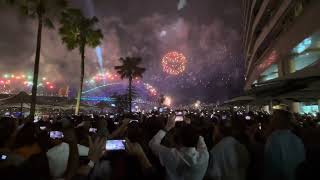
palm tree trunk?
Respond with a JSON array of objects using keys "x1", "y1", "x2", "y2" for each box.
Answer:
[
  {"x1": 30, "y1": 12, "x2": 43, "y2": 120},
  {"x1": 75, "y1": 45, "x2": 85, "y2": 115},
  {"x1": 128, "y1": 76, "x2": 132, "y2": 113}
]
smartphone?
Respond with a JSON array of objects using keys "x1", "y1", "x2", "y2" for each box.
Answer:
[
  {"x1": 258, "y1": 123, "x2": 262, "y2": 130},
  {"x1": 175, "y1": 116, "x2": 184, "y2": 122},
  {"x1": 245, "y1": 116, "x2": 251, "y2": 120},
  {"x1": 89, "y1": 128, "x2": 97, "y2": 133},
  {"x1": 176, "y1": 111, "x2": 183, "y2": 115},
  {"x1": 222, "y1": 115, "x2": 227, "y2": 120},
  {"x1": 106, "y1": 140, "x2": 126, "y2": 151},
  {"x1": 129, "y1": 120, "x2": 139, "y2": 123},
  {"x1": 159, "y1": 108, "x2": 163, "y2": 113},
  {"x1": 33, "y1": 116, "x2": 39, "y2": 123},
  {"x1": 109, "y1": 115, "x2": 114, "y2": 118},
  {"x1": 49, "y1": 131, "x2": 64, "y2": 139},
  {"x1": 114, "y1": 122, "x2": 119, "y2": 125},
  {"x1": 40, "y1": 126, "x2": 46, "y2": 130},
  {"x1": 1, "y1": 155, "x2": 7, "y2": 160}
]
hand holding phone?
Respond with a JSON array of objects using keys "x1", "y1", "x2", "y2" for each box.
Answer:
[
  {"x1": 49, "y1": 131, "x2": 64, "y2": 139},
  {"x1": 89, "y1": 128, "x2": 97, "y2": 133},
  {"x1": 129, "y1": 120, "x2": 139, "y2": 123},
  {"x1": 1, "y1": 155, "x2": 7, "y2": 160},
  {"x1": 174, "y1": 116, "x2": 184, "y2": 122},
  {"x1": 105, "y1": 140, "x2": 126, "y2": 151}
]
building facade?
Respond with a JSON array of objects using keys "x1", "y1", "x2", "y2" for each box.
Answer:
[{"x1": 242, "y1": 0, "x2": 320, "y2": 114}]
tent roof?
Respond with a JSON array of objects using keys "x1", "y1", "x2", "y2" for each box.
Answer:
[
  {"x1": 223, "y1": 96, "x2": 256, "y2": 106},
  {"x1": 0, "y1": 91, "x2": 31, "y2": 104}
]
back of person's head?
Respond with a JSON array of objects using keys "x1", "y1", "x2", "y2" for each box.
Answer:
[
  {"x1": 176, "y1": 125, "x2": 199, "y2": 148},
  {"x1": 106, "y1": 151, "x2": 143, "y2": 180},
  {"x1": 271, "y1": 109, "x2": 292, "y2": 130},
  {"x1": 76, "y1": 126, "x2": 89, "y2": 146},
  {"x1": 127, "y1": 122, "x2": 142, "y2": 143},
  {"x1": 14, "y1": 122, "x2": 38, "y2": 149},
  {"x1": 17, "y1": 152, "x2": 50, "y2": 180},
  {"x1": 0, "y1": 117, "x2": 16, "y2": 148},
  {"x1": 217, "y1": 121, "x2": 232, "y2": 137},
  {"x1": 213, "y1": 121, "x2": 232, "y2": 143}
]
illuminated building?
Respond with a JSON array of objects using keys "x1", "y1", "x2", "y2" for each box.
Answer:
[{"x1": 242, "y1": 0, "x2": 320, "y2": 114}]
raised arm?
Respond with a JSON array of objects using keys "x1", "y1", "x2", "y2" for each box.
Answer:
[
  {"x1": 148, "y1": 115, "x2": 175, "y2": 157},
  {"x1": 197, "y1": 136, "x2": 208, "y2": 152}
]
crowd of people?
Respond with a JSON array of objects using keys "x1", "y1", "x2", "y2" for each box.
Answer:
[{"x1": 0, "y1": 108, "x2": 320, "y2": 180}]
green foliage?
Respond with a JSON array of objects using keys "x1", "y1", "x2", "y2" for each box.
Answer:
[
  {"x1": 59, "y1": 8, "x2": 103, "y2": 51},
  {"x1": 4, "y1": 0, "x2": 67, "y2": 26},
  {"x1": 111, "y1": 93, "x2": 130, "y2": 113},
  {"x1": 115, "y1": 57, "x2": 146, "y2": 113},
  {"x1": 114, "y1": 57, "x2": 146, "y2": 80}
]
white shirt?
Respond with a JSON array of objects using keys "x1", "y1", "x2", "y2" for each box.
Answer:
[
  {"x1": 264, "y1": 130, "x2": 305, "y2": 180},
  {"x1": 46, "y1": 142, "x2": 89, "y2": 178},
  {"x1": 149, "y1": 130, "x2": 209, "y2": 180},
  {"x1": 207, "y1": 136, "x2": 249, "y2": 180}
]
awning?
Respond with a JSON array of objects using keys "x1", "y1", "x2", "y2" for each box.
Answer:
[
  {"x1": 223, "y1": 96, "x2": 256, "y2": 106},
  {"x1": 0, "y1": 91, "x2": 31, "y2": 104}
]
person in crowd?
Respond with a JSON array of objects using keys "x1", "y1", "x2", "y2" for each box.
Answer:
[
  {"x1": 264, "y1": 109, "x2": 305, "y2": 180},
  {"x1": 206, "y1": 121, "x2": 249, "y2": 180},
  {"x1": 149, "y1": 115, "x2": 209, "y2": 180},
  {"x1": 0, "y1": 117, "x2": 23, "y2": 169},
  {"x1": 46, "y1": 123, "x2": 90, "y2": 179}
]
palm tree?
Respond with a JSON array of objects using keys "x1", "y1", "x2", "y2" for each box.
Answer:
[
  {"x1": 115, "y1": 57, "x2": 146, "y2": 113},
  {"x1": 59, "y1": 8, "x2": 103, "y2": 115},
  {"x1": 4, "y1": 0, "x2": 67, "y2": 119}
]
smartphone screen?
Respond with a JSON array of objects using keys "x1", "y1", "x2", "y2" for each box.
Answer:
[
  {"x1": 106, "y1": 140, "x2": 126, "y2": 151},
  {"x1": 175, "y1": 116, "x2": 184, "y2": 122},
  {"x1": 176, "y1": 111, "x2": 183, "y2": 115},
  {"x1": 109, "y1": 115, "x2": 114, "y2": 118},
  {"x1": 89, "y1": 128, "x2": 97, "y2": 133},
  {"x1": 49, "y1": 131, "x2": 64, "y2": 139},
  {"x1": 40, "y1": 126, "x2": 46, "y2": 130},
  {"x1": 129, "y1": 120, "x2": 139, "y2": 123},
  {"x1": 245, "y1": 116, "x2": 251, "y2": 120},
  {"x1": 1, "y1": 155, "x2": 7, "y2": 160}
]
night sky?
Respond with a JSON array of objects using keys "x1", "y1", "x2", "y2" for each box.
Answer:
[{"x1": 0, "y1": 0, "x2": 244, "y2": 105}]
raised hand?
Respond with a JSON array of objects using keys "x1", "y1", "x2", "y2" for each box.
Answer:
[
  {"x1": 165, "y1": 114, "x2": 176, "y2": 131},
  {"x1": 88, "y1": 136, "x2": 106, "y2": 162}
]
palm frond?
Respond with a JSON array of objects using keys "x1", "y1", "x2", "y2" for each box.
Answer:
[
  {"x1": 59, "y1": 8, "x2": 103, "y2": 51},
  {"x1": 44, "y1": 17, "x2": 54, "y2": 29},
  {"x1": 114, "y1": 56, "x2": 146, "y2": 79}
]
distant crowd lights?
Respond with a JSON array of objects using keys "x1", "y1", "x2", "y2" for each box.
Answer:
[
  {"x1": 163, "y1": 96, "x2": 172, "y2": 106},
  {"x1": 194, "y1": 100, "x2": 201, "y2": 108}
]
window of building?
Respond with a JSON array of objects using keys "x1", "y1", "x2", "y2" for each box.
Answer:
[
  {"x1": 259, "y1": 64, "x2": 279, "y2": 82},
  {"x1": 300, "y1": 102, "x2": 319, "y2": 116},
  {"x1": 291, "y1": 51, "x2": 320, "y2": 72},
  {"x1": 292, "y1": 37, "x2": 312, "y2": 54},
  {"x1": 290, "y1": 32, "x2": 320, "y2": 72}
]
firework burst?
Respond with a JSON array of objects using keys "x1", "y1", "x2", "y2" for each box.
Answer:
[{"x1": 161, "y1": 51, "x2": 187, "y2": 75}]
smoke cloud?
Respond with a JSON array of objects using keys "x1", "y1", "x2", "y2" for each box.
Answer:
[{"x1": 0, "y1": 0, "x2": 244, "y2": 104}]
